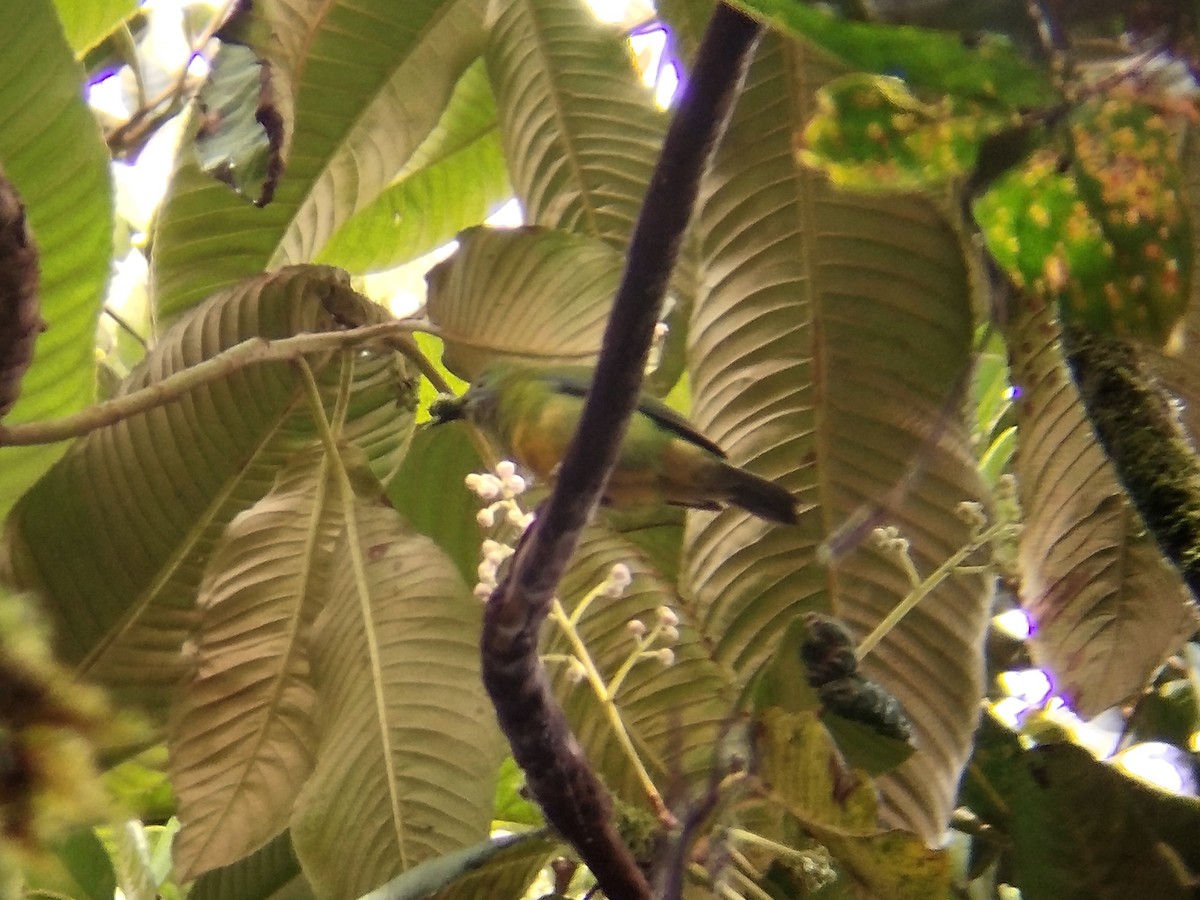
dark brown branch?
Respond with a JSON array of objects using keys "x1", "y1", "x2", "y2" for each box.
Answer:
[{"x1": 479, "y1": 6, "x2": 763, "y2": 898}]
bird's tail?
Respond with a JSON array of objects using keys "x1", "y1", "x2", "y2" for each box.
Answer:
[{"x1": 719, "y1": 463, "x2": 798, "y2": 524}]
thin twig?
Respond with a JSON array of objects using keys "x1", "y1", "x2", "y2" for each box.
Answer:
[{"x1": 103, "y1": 304, "x2": 149, "y2": 350}]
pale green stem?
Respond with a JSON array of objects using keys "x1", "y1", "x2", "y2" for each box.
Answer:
[
  {"x1": 548, "y1": 598, "x2": 670, "y2": 823},
  {"x1": 857, "y1": 522, "x2": 1008, "y2": 661},
  {"x1": 606, "y1": 623, "x2": 663, "y2": 698},
  {"x1": 895, "y1": 547, "x2": 922, "y2": 588},
  {"x1": 568, "y1": 583, "x2": 609, "y2": 628},
  {"x1": 293, "y1": 359, "x2": 340, "y2": 459},
  {"x1": 0, "y1": 321, "x2": 420, "y2": 447},
  {"x1": 331, "y1": 349, "x2": 356, "y2": 432},
  {"x1": 729, "y1": 862, "x2": 774, "y2": 900},
  {"x1": 729, "y1": 828, "x2": 816, "y2": 864}
]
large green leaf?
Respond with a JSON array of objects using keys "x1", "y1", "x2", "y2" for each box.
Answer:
[
  {"x1": 484, "y1": 0, "x2": 664, "y2": 246},
  {"x1": 52, "y1": 0, "x2": 137, "y2": 54},
  {"x1": 0, "y1": 0, "x2": 112, "y2": 518},
  {"x1": 317, "y1": 60, "x2": 510, "y2": 274},
  {"x1": 969, "y1": 732, "x2": 1196, "y2": 899},
  {"x1": 151, "y1": 0, "x2": 486, "y2": 318},
  {"x1": 759, "y1": 710, "x2": 950, "y2": 899},
  {"x1": 289, "y1": 495, "x2": 502, "y2": 900},
  {"x1": 724, "y1": 0, "x2": 1055, "y2": 108},
  {"x1": 2, "y1": 267, "x2": 413, "y2": 715},
  {"x1": 678, "y1": 30, "x2": 991, "y2": 842},
  {"x1": 1008, "y1": 298, "x2": 1195, "y2": 715},
  {"x1": 358, "y1": 832, "x2": 548, "y2": 900},
  {"x1": 387, "y1": 423, "x2": 483, "y2": 587},
  {"x1": 424, "y1": 225, "x2": 620, "y2": 378},
  {"x1": 169, "y1": 451, "x2": 342, "y2": 879},
  {"x1": 189, "y1": 830, "x2": 315, "y2": 900}
]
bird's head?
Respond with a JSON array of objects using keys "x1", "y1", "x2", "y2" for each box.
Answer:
[{"x1": 428, "y1": 364, "x2": 510, "y2": 429}]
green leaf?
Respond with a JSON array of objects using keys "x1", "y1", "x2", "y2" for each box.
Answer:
[
  {"x1": 1007, "y1": 292, "x2": 1196, "y2": 714},
  {"x1": 104, "y1": 745, "x2": 175, "y2": 821},
  {"x1": 151, "y1": 0, "x2": 486, "y2": 319},
  {"x1": 434, "y1": 832, "x2": 556, "y2": 900},
  {"x1": 976, "y1": 98, "x2": 1191, "y2": 347},
  {"x1": 424, "y1": 225, "x2": 620, "y2": 379},
  {"x1": 289, "y1": 491, "x2": 502, "y2": 900},
  {"x1": 1011, "y1": 744, "x2": 1193, "y2": 899},
  {"x1": 492, "y1": 756, "x2": 543, "y2": 827},
  {"x1": 169, "y1": 450, "x2": 344, "y2": 880},
  {"x1": 357, "y1": 832, "x2": 548, "y2": 900},
  {"x1": 677, "y1": 29, "x2": 992, "y2": 842},
  {"x1": 725, "y1": 0, "x2": 1055, "y2": 108},
  {"x1": 52, "y1": 0, "x2": 137, "y2": 54},
  {"x1": 387, "y1": 423, "x2": 483, "y2": 587},
  {"x1": 800, "y1": 73, "x2": 1017, "y2": 191},
  {"x1": 99, "y1": 820, "x2": 162, "y2": 900},
  {"x1": 0, "y1": 0, "x2": 113, "y2": 518},
  {"x1": 194, "y1": 42, "x2": 279, "y2": 206},
  {"x1": 2, "y1": 267, "x2": 414, "y2": 716},
  {"x1": 189, "y1": 830, "x2": 315, "y2": 900},
  {"x1": 24, "y1": 828, "x2": 118, "y2": 900},
  {"x1": 485, "y1": 0, "x2": 664, "y2": 246},
  {"x1": 318, "y1": 60, "x2": 510, "y2": 274},
  {"x1": 759, "y1": 710, "x2": 950, "y2": 899}
]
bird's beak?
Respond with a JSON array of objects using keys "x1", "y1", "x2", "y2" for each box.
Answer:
[{"x1": 428, "y1": 395, "x2": 466, "y2": 425}]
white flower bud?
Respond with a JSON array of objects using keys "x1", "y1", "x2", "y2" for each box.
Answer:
[
  {"x1": 503, "y1": 474, "x2": 527, "y2": 496},
  {"x1": 655, "y1": 648, "x2": 675, "y2": 667},
  {"x1": 566, "y1": 658, "x2": 586, "y2": 684},
  {"x1": 473, "y1": 582, "x2": 494, "y2": 599},
  {"x1": 610, "y1": 563, "x2": 632, "y2": 588},
  {"x1": 656, "y1": 605, "x2": 678, "y2": 627},
  {"x1": 476, "y1": 474, "x2": 502, "y2": 500},
  {"x1": 627, "y1": 619, "x2": 647, "y2": 639},
  {"x1": 476, "y1": 507, "x2": 496, "y2": 528},
  {"x1": 495, "y1": 460, "x2": 517, "y2": 480},
  {"x1": 660, "y1": 625, "x2": 680, "y2": 643}
]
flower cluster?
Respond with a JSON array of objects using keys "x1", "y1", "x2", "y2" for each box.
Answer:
[
  {"x1": 623, "y1": 602, "x2": 680, "y2": 670},
  {"x1": 467, "y1": 460, "x2": 534, "y2": 598},
  {"x1": 466, "y1": 460, "x2": 535, "y2": 530}
]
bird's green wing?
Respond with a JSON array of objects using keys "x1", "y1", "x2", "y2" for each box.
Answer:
[{"x1": 545, "y1": 370, "x2": 727, "y2": 458}]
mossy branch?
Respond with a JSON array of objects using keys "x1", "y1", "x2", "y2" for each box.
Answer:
[{"x1": 1063, "y1": 325, "x2": 1200, "y2": 602}]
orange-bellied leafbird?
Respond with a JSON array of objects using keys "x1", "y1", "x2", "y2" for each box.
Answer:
[{"x1": 429, "y1": 363, "x2": 798, "y2": 524}]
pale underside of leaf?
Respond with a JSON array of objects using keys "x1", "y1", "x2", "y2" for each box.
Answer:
[
  {"x1": 485, "y1": 0, "x2": 664, "y2": 248},
  {"x1": 1, "y1": 267, "x2": 412, "y2": 715},
  {"x1": 151, "y1": 0, "x2": 486, "y2": 318},
  {"x1": 0, "y1": 1, "x2": 112, "y2": 517},
  {"x1": 290, "y1": 497, "x2": 500, "y2": 900},
  {"x1": 682, "y1": 34, "x2": 991, "y2": 842},
  {"x1": 1010, "y1": 296, "x2": 1196, "y2": 715},
  {"x1": 170, "y1": 450, "x2": 345, "y2": 879},
  {"x1": 425, "y1": 225, "x2": 621, "y2": 379}
]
